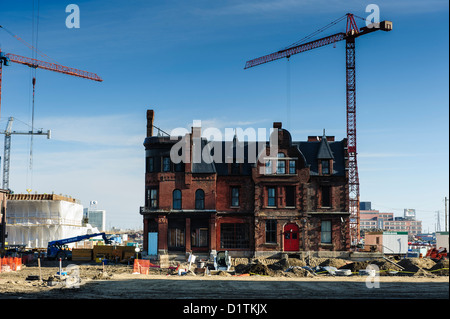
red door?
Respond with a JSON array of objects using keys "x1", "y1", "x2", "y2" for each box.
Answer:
[{"x1": 284, "y1": 223, "x2": 299, "y2": 251}]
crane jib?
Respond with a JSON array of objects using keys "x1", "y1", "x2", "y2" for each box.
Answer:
[
  {"x1": 244, "y1": 33, "x2": 346, "y2": 69},
  {"x1": 4, "y1": 52, "x2": 103, "y2": 82}
]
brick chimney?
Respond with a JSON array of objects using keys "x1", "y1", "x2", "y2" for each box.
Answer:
[
  {"x1": 147, "y1": 110, "x2": 154, "y2": 137},
  {"x1": 191, "y1": 120, "x2": 202, "y2": 138},
  {"x1": 273, "y1": 122, "x2": 282, "y2": 129}
]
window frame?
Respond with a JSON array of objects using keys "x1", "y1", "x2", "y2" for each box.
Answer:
[
  {"x1": 285, "y1": 186, "x2": 296, "y2": 207},
  {"x1": 265, "y1": 220, "x2": 277, "y2": 244},
  {"x1": 230, "y1": 187, "x2": 240, "y2": 207},
  {"x1": 195, "y1": 189, "x2": 205, "y2": 210},
  {"x1": 320, "y1": 185, "x2": 331, "y2": 208},
  {"x1": 321, "y1": 220, "x2": 332, "y2": 244},
  {"x1": 289, "y1": 160, "x2": 296, "y2": 174},
  {"x1": 146, "y1": 157, "x2": 154, "y2": 173},
  {"x1": 267, "y1": 187, "x2": 276, "y2": 207},
  {"x1": 321, "y1": 160, "x2": 330, "y2": 175},
  {"x1": 172, "y1": 189, "x2": 182, "y2": 210},
  {"x1": 276, "y1": 153, "x2": 286, "y2": 174},
  {"x1": 220, "y1": 223, "x2": 250, "y2": 249},
  {"x1": 148, "y1": 188, "x2": 158, "y2": 209},
  {"x1": 162, "y1": 156, "x2": 171, "y2": 172}
]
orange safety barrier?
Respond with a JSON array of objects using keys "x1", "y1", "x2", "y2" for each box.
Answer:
[
  {"x1": 133, "y1": 259, "x2": 150, "y2": 275},
  {"x1": 0, "y1": 256, "x2": 22, "y2": 273}
]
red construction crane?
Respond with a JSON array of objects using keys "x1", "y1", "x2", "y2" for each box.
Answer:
[
  {"x1": 244, "y1": 13, "x2": 392, "y2": 246},
  {"x1": 0, "y1": 48, "x2": 103, "y2": 115}
]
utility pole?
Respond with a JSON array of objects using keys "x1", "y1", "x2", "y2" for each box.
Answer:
[{"x1": 445, "y1": 196, "x2": 448, "y2": 232}]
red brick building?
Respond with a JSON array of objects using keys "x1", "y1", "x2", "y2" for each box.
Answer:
[{"x1": 140, "y1": 110, "x2": 350, "y2": 257}]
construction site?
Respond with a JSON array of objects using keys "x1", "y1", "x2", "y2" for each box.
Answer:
[{"x1": 0, "y1": 3, "x2": 448, "y2": 303}]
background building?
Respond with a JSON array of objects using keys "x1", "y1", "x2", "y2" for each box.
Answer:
[
  {"x1": 360, "y1": 202, "x2": 422, "y2": 236},
  {"x1": 83, "y1": 201, "x2": 106, "y2": 232}
]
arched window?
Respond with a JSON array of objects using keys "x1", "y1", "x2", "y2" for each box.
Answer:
[
  {"x1": 195, "y1": 189, "x2": 205, "y2": 210},
  {"x1": 173, "y1": 189, "x2": 182, "y2": 210}
]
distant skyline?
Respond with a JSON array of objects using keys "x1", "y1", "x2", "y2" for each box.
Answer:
[{"x1": 0, "y1": 0, "x2": 448, "y2": 232}]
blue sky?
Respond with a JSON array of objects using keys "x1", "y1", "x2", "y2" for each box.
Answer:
[{"x1": 0, "y1": 0, "x2": 448, "y2": 231}]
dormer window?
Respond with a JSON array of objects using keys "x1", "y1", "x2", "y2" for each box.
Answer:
[
  {"x1": 322, "y1": 160, "x2": 330, "y2": 175},
  {"x1": 289, "y1": 160, "x2": 296, "y2": 174},
  {"x1": 276, "y1": 153, "x2": 286, "y2": 174}
]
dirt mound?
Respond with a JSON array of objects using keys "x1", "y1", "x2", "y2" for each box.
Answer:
[
  {"x1": 304, "y1": 257, "x2": 328, "y2": 268},
  {"x1": 268, "y1": 257, "x2": 306, "y2": 271},
  {"x1": 285, "y1": 267, "x2": 314, "y2": 278},
  {"x1": 234, "y1": 263, "x2": 252, "y2": 274},
  {"x1": 429, "y1": 259, "x2": 449, "y2": 276},
  {"x1": 319, "y1": 258, "x2": 349, "y2": 269},
  {"x1": 216, "y1": 270, "x2": 231, "y2": 276},
  {"x1": 288, "y1": 258, "x2": 307, "y2": 267},
  {"x1": 340, "y1": 261, "x2": 370, "y2": 272},
  {"x1": 397, "y1": 258, "x2": 436, "y2": 273},
  {"x1": 369, "y1": 259, "x2": 403, "y2": 275},
  {"x1": 248, "y1": 263, "x2": 272, "y2": 276}
]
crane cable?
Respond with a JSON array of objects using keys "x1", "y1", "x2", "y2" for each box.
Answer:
[
  {"x1": 283, "y1": 14, "x2": 347, "y2": 50},
  {"x1": 286, "y1": 57, "x2": 291, "y2": 131},
  {"x1": 27, "y1": 0, "x2": 41, "y2": 190},
  {"x1": 0, "y1": 25, "x2": 59, "y2": 64},
  {"x1": 283, "y1": 13, "x2": 367, "y2": 51}
]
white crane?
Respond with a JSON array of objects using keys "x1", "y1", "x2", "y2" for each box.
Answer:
[{"x1": 0, "y1": 117, "x2": 50, "y2": 190}]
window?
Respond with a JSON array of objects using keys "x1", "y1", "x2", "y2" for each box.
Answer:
[
  {"x1": 276, "y1": 153, "x2": 286, "y2": 174},
  {"x1": 163, "y1": 157, "x2": 171, "y2": 172},
  {"x1": 146, "y1": 157, "x2": 154, "y2": 173},
  {"x1": 147, "y1": 188, "x2": 158, "y2": 209},
  {"x1": 267, "y1": 187, "x2": 276, "y2": 207},
  {"x1": 173, "y1": 189, "x2": 182, "y2": 210},
  {"x1": 322, "y1": 160, "x2": 330, "y2": 175},
  {"x1": 265, "y1": 220, "x2": 277, "y2": 243},
  {"x1": 289, "y1": 160, "x2": 296, "y2": 174},
  {"x1": 192, "y1": 228, "x2": 208, "y2": 247},
  {"x1": 168, "y1": 228, "x2": 185, "y2": 248},
  {"x1": 231, "y1": 187, "x2": 239, "y2": 207},
  {"x1": 195, "y1": 189, "x2": 205, "y2": 210},
  {"x1": 321, "y1": 220, "x2": 332, "y2": 243},
  {"x1": 220, "y1": 223, "x2": 250, "y2": 249},
  {"x1": 285, "y1": 186, "x2": 295, "y2": 207},
  {"x1": 321, "y1": 186, "x2": 331, "y2": 207}
]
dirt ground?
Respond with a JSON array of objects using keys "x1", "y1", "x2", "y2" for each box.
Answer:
[{"x1": 0, "y1": 257, "x2": 448, "y2": 299}]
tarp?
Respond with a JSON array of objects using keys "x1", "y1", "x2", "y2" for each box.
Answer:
[{"x1": 5, "y1": 199, "x2": 99, "y2": 248}]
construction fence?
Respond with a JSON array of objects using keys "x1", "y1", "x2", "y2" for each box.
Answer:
[
  {"x1": 0, "y1": 257, "x2": 22, "y2": 272},
  {"x1": 132, "y1": 259, "x2": 161, "y2": 275}
]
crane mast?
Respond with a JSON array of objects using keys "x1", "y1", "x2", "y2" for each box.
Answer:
[
  {"x1": 1, "y1": 117, "x2": 51, "y2": 190},
  {"x1": 244, "y1": 13, "x2": 392, "y2": 246}
]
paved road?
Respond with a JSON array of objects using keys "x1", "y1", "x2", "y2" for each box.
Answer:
[{"x1": 25, "y1": 276, "x2": 449, "y2": 300}]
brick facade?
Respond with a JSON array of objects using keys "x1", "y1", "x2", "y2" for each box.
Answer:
[{"x1": 140, "y1": 110, "x2": 350, "y2": 257}]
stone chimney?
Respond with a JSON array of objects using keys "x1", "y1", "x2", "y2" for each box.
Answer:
[{"x1": 147, "y1": 110, "x2": 154, "y2": 137}]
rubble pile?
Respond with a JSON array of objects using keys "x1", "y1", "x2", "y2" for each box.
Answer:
[{"x1": 228, "y1": 256, "x2": 448, "y2": 277}]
